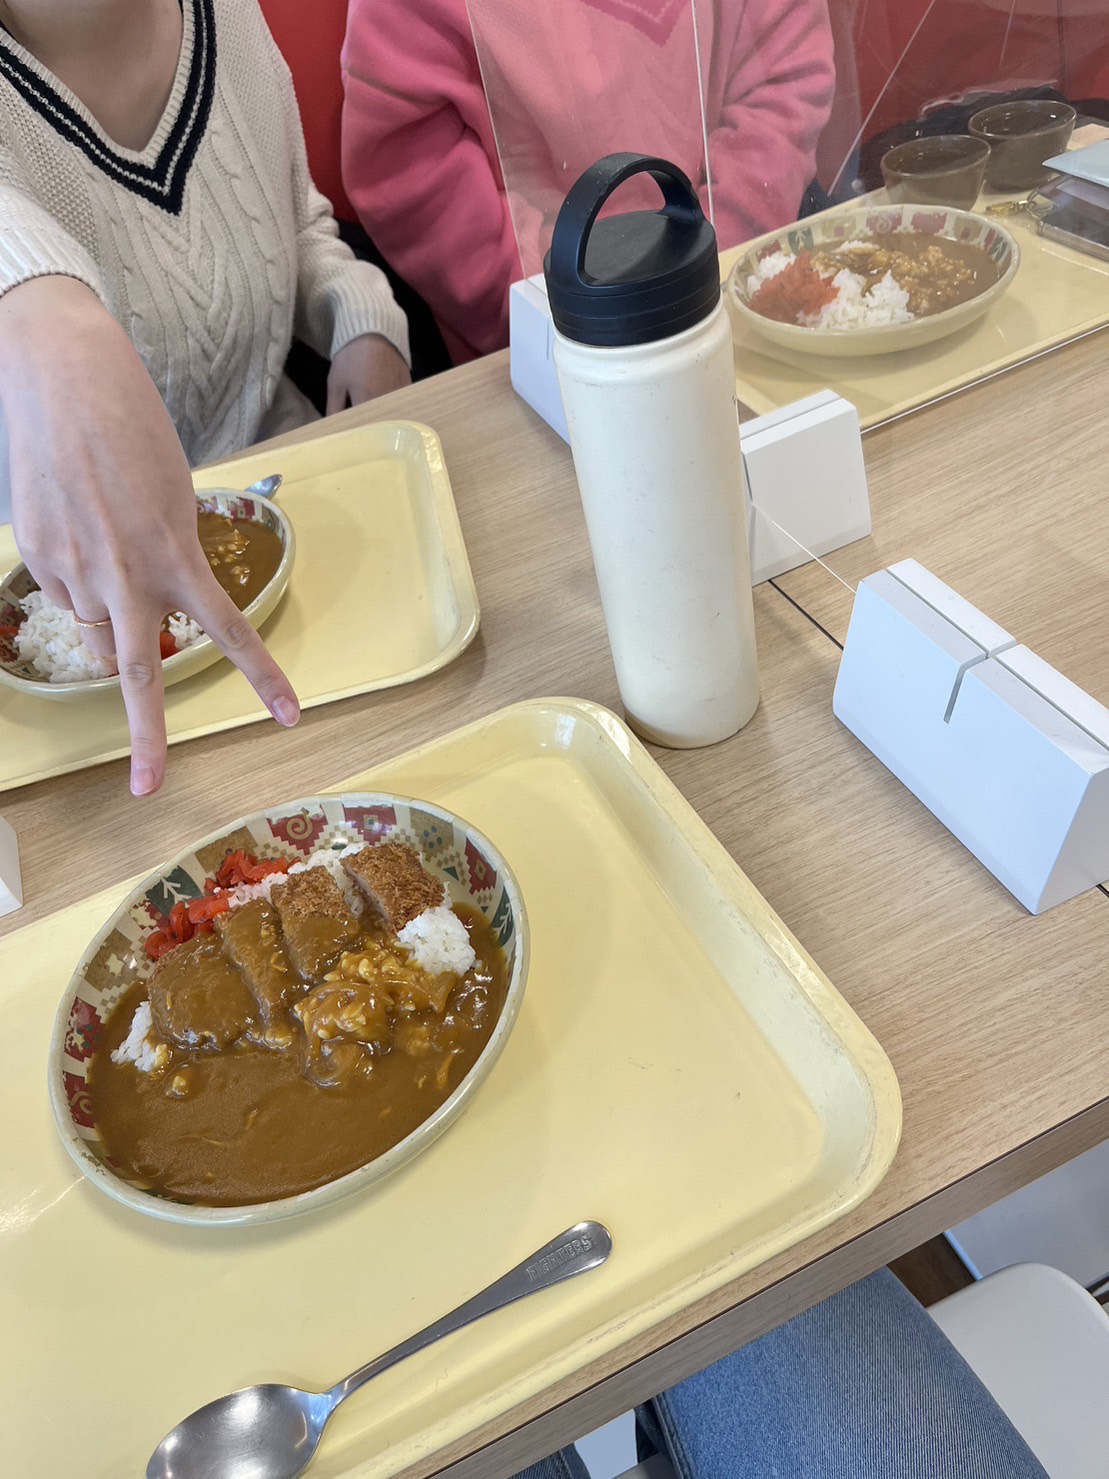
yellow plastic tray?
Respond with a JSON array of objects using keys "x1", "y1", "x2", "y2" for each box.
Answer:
[
  {"x1": 723, "y1": 196, "x2": 1109, "y2": 430},
  {"x1": 0, "y1": 420, "x2": 479, "y2": 791},
  {"x1": 0, "y1": 699, "x2": 900, "y2": 1478}
]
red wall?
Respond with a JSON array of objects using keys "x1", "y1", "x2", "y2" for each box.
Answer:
[{"x1": 847, "y1": 0, "x2": 1107, "y2": 145}]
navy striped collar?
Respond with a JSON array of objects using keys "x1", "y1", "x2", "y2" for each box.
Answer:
[{"x1": 0, "y1": 0, "x2": 215, "y2": 215}]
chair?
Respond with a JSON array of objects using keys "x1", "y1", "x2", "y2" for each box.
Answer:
[{"x1": 929, "y1": 1262, "x2": 1109, "y2": 1479}]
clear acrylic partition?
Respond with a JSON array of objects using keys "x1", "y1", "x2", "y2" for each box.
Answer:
[
  {"x1": 467, "y1": 1, "x2": 1109, "y2": 866},
  {"x1": 740, "y1": 0, "x2": 1109, "y2": 688},
  {"x1": 465, "y1": 0, "x2": 865, "y2": 271},
  {"x1": 465, "y1": 0, "x2": 710, "y2": 278},
  {"x1": 722, "y1": 0, "x2": 1109, "y2": 440}
]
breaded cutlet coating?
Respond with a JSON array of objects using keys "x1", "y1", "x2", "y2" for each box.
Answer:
[
  {"x1": 341, "y1": 842, "x2": 445, "y2": 932},
  {"x1": 270, "y1": 866, "x2": 361, "y2": 981},
  {"x1": 270, "y1": 865, "x2": 358, "y2": 926}
]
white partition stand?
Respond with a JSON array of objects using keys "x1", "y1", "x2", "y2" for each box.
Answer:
[
  {"x1": 509, "y1": 274, "x2": 569, "y2": 441},
  {"x1": 834, "y1": 560, "x2": 1109, "y2": 914},
  {"x1": 741, "y1": 391, "x2": 870, "y2": 584},
  {"x1": 0, "y1": 815, "x2": 22, "y2": 918},
  {"x1": 509, "y1": 275, "x2": 872, "y2": 584}
]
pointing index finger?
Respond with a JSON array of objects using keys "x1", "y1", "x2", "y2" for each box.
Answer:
[
  {"x1": 179, "y1": 570, "x2": 300, "y2": 729},
  {"x1": 109, "y1": 600, "x2": 168, "y2": 797}
]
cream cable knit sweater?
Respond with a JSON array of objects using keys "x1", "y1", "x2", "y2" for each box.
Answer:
[{"x1": 0, "y1": 0, "x2": 410, "y2": 521}]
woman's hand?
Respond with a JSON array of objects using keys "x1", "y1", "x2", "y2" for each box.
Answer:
[
  {"x1": 0, "y1": 276, "x2": 300, "y2": 796},
  {"x1": 325, "y1": 333, "x2": 411, "y2": 414}
]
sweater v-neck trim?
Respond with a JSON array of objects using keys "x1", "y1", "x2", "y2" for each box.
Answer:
[{"x1": 0, "y1": 0, "x2": 215, "y2": 215}]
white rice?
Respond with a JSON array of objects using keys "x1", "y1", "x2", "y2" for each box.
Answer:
[
  {"x1": 746, "y1": 249, "x2": 913, "y2": 331},
  {"x1": 14, "y1": 590, "x2": 203, "y2": 682},
  {"x1": 800, "y1": 268, "x2": 912, "y2": 330},
  {"x1": 15, "y1": 591, "x2": 116, "y2": 683},
  {"x1": 165, "y1": 611, "x2": 204, "y2": 651},
  {"x1": 398, "y1": 903, "x2": 476, "y2": 976},
  {"x1": 111, "y1": 999, "x2": 169, "y2": 1074},
  {"x1": 744, "y1": 250, "x2": 795, "y2": 299}
]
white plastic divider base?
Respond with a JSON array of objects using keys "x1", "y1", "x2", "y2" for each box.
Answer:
[
  {"x1": 834, "y1": 559, "x2": 1109, "y2": 913},
  {"x1": 508, "y1": 274, "x2": 569, "y2": 442},
  {"x1": 741, "y1": 390, "x2": 871, "y2": 584},
  {"x1": 0, "y1": 815, "x2": 21, "y2": 918},
  {"x1": 508, "y1": 274, "x2": 872, "y2": 586}
]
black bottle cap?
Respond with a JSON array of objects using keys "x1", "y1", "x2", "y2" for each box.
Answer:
[{"x1": 543, "y1": 152, "x2": 720, "y2": 348}]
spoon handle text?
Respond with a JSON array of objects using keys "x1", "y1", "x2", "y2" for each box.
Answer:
[{"x1": 328, "y1": 1221, "x2": 612, "y2": 1405}]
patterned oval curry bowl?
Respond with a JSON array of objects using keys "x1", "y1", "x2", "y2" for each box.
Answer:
[
  {"x1": 0, "y1": 489, "x2": 294, "y2": 700},
  {"x1": 727, "y1": 204, "x2": 1020, "y2": 358},
  {"x1": 49, "y1": 794, "x2": 528, "y2": 1226}
]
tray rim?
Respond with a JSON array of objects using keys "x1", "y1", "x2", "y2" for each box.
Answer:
[{"x1": 0, "y1": 419, "x2": 481, "y2": 792}]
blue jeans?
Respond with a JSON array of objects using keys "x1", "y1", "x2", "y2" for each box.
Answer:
[{"x1": 514, "y1": 1269, "x2": 1048, "y2": 1479}]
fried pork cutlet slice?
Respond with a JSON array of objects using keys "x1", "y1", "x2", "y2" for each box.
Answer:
[
  {"x1": 215, "y1": 897, "x2": 303, "y2": 1047},
  {"x1": 147, "y1": 932, "x2": 257, "y2": 1051},
  {"x1": 269, "y1": 866, "x2": 360, "y2": 982},
  {"x1": 340, "y1": 842, "x2": 444, "y2": 933}
]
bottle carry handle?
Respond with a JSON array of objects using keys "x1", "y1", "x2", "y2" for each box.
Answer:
[{"x1": 548, "y1": 153, "x2": 704, "y2": 288}]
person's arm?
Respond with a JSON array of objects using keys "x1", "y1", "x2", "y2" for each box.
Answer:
[
  {"x1": 0, "y1": 167, "x2": 298, "y2": 795},
  {"x1": 705, "y1": 0, "x2": 836, "y2": 248},
  {"x1": 265, "y1": 24, "x2": 411, "y2": 406},
  {"x1": 292, "y1": 172, "x2": 413, "y2": 408},
  {"x1": 340, "y1": 0, "x2": 523, "y2": 360}
]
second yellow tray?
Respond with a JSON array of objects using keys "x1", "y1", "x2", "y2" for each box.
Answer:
[{"x1": 0, "y1": 420, "x2": 479, "y2": 791}]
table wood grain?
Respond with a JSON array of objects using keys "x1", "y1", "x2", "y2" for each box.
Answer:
[{"x1": 4, "y1": 348, "x2": 1107, "y2": 1478}]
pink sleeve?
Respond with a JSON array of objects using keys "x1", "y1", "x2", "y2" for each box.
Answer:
[
  {"x1": 340, "y1": 0, "x2": 522, "y2": 360},
  {"x1": 705, "y1": 0, "x2": 835, "y2": 248}
]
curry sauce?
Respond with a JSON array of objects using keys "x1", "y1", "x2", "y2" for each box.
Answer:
[
  {"x1": 197, "y1": 510, "x2": 283, "y2": 610},
  {"x1": 89, "y1": 902, "x2": 507, "y2": 1206},
  {"x1": 810, "y1": 232, "x2": 1001, "y2": 317}
]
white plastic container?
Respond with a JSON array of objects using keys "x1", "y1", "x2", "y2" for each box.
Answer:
[{"x1": 546, "y1": 154, "x2": 758, "y2": 747}]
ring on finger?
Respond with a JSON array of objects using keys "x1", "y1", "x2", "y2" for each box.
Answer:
[{"x1": 73, "y1": 613, "x2": 113, "y2": 629}]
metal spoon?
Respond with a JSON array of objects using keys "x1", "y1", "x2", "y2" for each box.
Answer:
[
  {"x1": 244, "y1": 473, "x2": 283, "y2": 499},
  {"x1": 146, "y1": 1220, "x2": 612, "y2": 1479}
]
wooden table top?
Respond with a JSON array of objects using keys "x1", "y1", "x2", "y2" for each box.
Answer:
[{"x1": 5, "y1": 341, "x2": 1108, "y2": 1478}]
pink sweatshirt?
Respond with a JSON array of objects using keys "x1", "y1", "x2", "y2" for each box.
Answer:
[{"x1": 342, "y1": 0, "x2": 834, "y2": 362}]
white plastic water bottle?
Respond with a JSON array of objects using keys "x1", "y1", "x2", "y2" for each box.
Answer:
[{"x1": 544, "y1": 153, "x2": 759, "y2": 748}]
